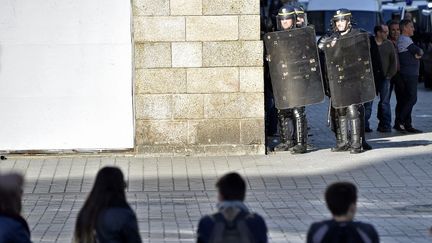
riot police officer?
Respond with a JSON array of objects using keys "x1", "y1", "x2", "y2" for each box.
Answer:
[
  {"x1": 268, "y1": 0, "x2": 294, "y2": 31},
  {"x1": 318, "y1": 9, "x2": 373, "y2": 154},
  {"x1": 293, "y1": 6, "x2": 307, "y2": 28},
  {"x1": 272, "y1": 5, "x2": 309, "y2": 154}
]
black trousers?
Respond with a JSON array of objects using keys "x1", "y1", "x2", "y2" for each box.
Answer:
[{"x1": 393, "y1": 73, "x2": 418, "y2": 128}]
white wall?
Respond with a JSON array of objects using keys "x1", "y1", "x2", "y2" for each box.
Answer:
[{"x1": 0, "y1": 0, "x2": 134, "y2": 150}]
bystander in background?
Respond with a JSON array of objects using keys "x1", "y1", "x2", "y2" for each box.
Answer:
[
  {"x1": 0, "y1": 173, "x2": 32, "y2": 243},
  {"x1": 395, "y1": 19, "x2": 424, "y2": 133},
  {"x1": 74, "y1": 167, "x2": 141, "y2": 243}
]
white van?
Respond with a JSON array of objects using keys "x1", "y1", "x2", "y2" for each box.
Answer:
[{"x1": 307, "y1": 0, "x2": 383, "y2": 36}]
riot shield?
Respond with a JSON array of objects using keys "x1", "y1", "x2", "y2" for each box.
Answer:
[
  {"x1": 322, "y1": 32, "x2": 376, "y2": 108},
  {"x1": 264, "y1": 26, "x2": 325, "y2": 109}
]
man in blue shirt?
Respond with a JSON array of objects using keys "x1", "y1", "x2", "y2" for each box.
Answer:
[{"x1": 394, "y1": 19, "x2": 423, "y2": 133}]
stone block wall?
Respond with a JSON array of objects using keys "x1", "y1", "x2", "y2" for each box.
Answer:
[{"x1": 133, "y1": 0, "x2": 264, "y2": 156}]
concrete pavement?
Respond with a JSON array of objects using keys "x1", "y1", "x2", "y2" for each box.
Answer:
[{"x1": 1, "y1": 85, "x2": 431, "y2": 242}]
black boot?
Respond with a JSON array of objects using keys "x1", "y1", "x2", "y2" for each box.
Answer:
[
  {"x1": 331, "y1": 114, "x2": 350, "y2": 152},
  {"x1": 350, "y1": 118, "x2": 363, "y2": 154},
  {"x1": 291, "y1": 107, "x2": 307, "y2": 154},
  {"x1": 359, "y1": 105, "x2": 372, "y2": 151},
  {"x1": 348, "y1": 105, "x2": 363, "y2": 154},
  {"x1": 274, "y1": 109, "x2": 294, "y2": 151},
  {"x1": 362, "y1": 141, "x2": 372, "y2": 151}
]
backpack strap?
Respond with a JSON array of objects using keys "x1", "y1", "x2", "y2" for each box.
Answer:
[
  {"x1": 208, "y1": 212, "x2": 228, "y2": 243},
  {"x1": 208, "y1": 211, "x2": 255, "y2": 243},
  {"x1": 234, "y1": 211, "x2": 255, "y2": 243}
]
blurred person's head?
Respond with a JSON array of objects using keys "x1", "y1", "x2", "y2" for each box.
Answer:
[
  {"x1": 74, "y1": 167, "x2": 128, "y2": 243},
  {"x1": 400, "y1": 19, "x2": 415, "y2": 37},
  {"x1": 0, "y1": 173, "x2": 24, "y2": 215},
  {"x1": 374, "y1": 24, "x2": 389, "y2": 40},
  {"x1": 325, "y1": 182, "x2": 358, "y2": 221},
  {"x1": 216, "y1": 172, "x2": 246, "y2": 202},
  {"x1": 388, "y1": 20, "x2": 400, "y2": 41},
  {"x1": 380, "y1": 25, "x2": 389, "y2": 39},
  {"x1": 391, "y1": 12, "x2": 401, "y2": 21},
  {"x1": 404, "y1": 12, "x2": 412, "y2": 21},
  {"x1": 294, "y1": 6, "x2": 307, "y2": 27}
]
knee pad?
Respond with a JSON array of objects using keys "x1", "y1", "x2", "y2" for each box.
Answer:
[
  {"x1": 347, "y1": 105, "x2": 361, "y2": 119},
  {"x1": 293, "y1": 107, "x2": 306, "y2": 119},
  {"x1": 278, "y1": 108, "x2": 294, "y2": 118},
  {"x1": 335, "y1": 107, "x2": 347, "y2": 117}
]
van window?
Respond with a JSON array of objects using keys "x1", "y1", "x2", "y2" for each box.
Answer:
[
  {"x1": 307, "y1": 10, "x2": 382, "y2": 35},
  {"x1": 382, "y1": 9, "x2": 420, "y2": 25},
  {"x1": 406, "y1": 9, "x2": 420, "y2": 24},
  {"x1": 420, "y1": 10, "x2": 432, "y2": 33},
  {"x1": 382, "y1": 9, "x2": 399, "y2": 23}
]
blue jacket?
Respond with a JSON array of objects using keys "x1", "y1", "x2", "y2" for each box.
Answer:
[
  {"x1": 0, "y1": 213, "x2": 32, "y2": 243},
  {"x1": 196, "y1": 201, "x2": 268, "y2": 243},
  {"x1": 96, "y1": 207, "x2": 142, "y2": 243}
]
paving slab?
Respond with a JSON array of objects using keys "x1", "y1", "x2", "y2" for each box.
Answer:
[{"x1": 1, "y1": 85, "x2": 432, "y2": 242}]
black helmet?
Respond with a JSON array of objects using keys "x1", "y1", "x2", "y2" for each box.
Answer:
[
  {"x1": 294, "y1": 6, "x2": 307, "y2": 27},
  {"x1": 331, "y1": 8, "x2": 353, "y2": 32},
  {"x1": 294, "y1": 6, "x2": 305, "y2": 19},
  {"x1": 276, "y1": 5, "x2": 297, "y2": 30}
]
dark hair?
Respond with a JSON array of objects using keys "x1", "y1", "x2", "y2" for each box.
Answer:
[
  {"x1": 0, "y1": 173, "x2": 24, "y2": 216},
  {"x1": 325, "y1": 182, "x2": 357, "y2": 216},
  {"x1": 74, "y1": 167, "x2": 128, "y2": 243},
  {"x1": 216, "y1": 172, "x2": 246, "y2": 201},
  {"x1": 374, "y1": 25, "x2": 383, "y2": 35},
  {"x1": 387, "y1": 20, "x2": 399, "y2": 27},
  {"x1": 391, "y1": 12, "x2": 401, "y2": 21},
  {"x1": 399, "y1": 19, "x2": 413, "y2": 31}
]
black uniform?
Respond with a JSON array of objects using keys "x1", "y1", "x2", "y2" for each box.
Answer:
[
  {"x1": 317, "y1": 9, "x2": 372, "y2": 154},
  {"x1": 271, "y1": 5, "x2": 308, "y2": 154}
]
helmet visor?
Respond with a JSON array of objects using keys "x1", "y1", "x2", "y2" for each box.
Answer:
[{"x1": 276, "y1": 10, "x2": 296, "y2": 30}]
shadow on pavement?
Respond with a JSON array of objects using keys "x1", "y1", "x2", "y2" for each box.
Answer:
[
  {"x1": 369, "y1": 139, "x2": 432, "y2": 149},
  {"x1": 8, "y1": 150, "x2": 431, "y2": 242}
]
